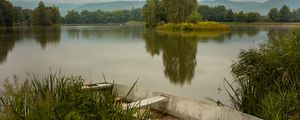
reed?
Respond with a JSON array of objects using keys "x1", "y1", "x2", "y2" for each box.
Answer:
[
  {"x1": 0, "y1": 73, "x2": 147, "y2": 120},
  {"x1": 228, "y1": 29, "x2": 300, "y2": 120}
]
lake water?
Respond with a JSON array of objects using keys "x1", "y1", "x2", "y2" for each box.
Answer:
[{"x1": 0, "y1": 25, "x2": 295, "y2": 105}]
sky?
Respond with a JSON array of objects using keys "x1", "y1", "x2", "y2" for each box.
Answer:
[{"x1": 10, "y1": 0, "x2": 269, "y2": 3}]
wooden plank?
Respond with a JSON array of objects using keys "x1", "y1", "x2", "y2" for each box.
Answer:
[
  {"x1": 82, "y1": 83, "x2": 113, "y2": 90},
  {"x1": 122, "y1": 96, "x2": 168, "y2": 109}
]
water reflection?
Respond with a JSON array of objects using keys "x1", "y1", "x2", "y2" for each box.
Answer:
[
  {"x1": 65, "y1": 26, "x2": 143, "y2": 41},
  {"x1": 31, "y1": 27, "x2": 61, "y2": 49},
  {"x1": 144, "y1": 30, "x2": 198, "y2": 85},
  {"x1": 230, "y1": 26, "x2": 260, "y2": 38},
  {"x1": 0, "y1": 27, "x2": 61, "y2": 63},
  {"x1": 0, "y1": 28, "x2": 22, "y2": 63},
  {"x1": 143, "y1": 27, "x2": 262, "y2": 86}
]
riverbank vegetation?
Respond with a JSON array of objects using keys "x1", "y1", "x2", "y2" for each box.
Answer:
[
  {"x1": 157, "y1": 22, "x2": 229, "y2": 31},
  {"x1": 0, "y1": 73, "x2": 147, "y2": 119},
  {"x1": 229, "y1": 30, "x2": 300, "y2": 120}
]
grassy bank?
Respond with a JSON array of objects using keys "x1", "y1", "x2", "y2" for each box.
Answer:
[
  {"x1": 229, "y1": 30, "x2": 300, "y2": 120},
  {"x1": 156, "y1": 22, "x2": 230, "y2": 31},
  {"x1": 156, "y1": 29, "x2": 230, "y2": 39},
  {"x1": 0, "y1": 73, "x2": 147, "y2": 120}
]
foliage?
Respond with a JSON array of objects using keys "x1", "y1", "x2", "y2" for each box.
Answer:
[
  {"x1": 187, "y1": 10, "x2": 202, "y2": 23},
  {"x1": 142, "y1": 0, "x2": 159, "y2": 27},
  {"x1": 32, "y1": 1, "x2": 60, "y2": 26},
  {"x1": 162, "y1": 0, "x2": 197, "y2": 23},
  {"x1": 0, "y1": 73, "x2": 145, "y2": 120},
  {"x1": 268, "y1": 5, "x2": 300, "y2": 22},
  {"x1": 156, "y1": 22, "x2": 230, "y2": 31},
  {"x1": 0, "y1": 0, "x2": 59, "y2": 26},
  {"x1": 142, "y1": 0, "x2": 198, "y2": 26},
  {"x1": 197, "y1": 5, "x2": 260, "y2": 23},
  {"x1": 63, "y1": 8, "x2": 142, "y2": 24},
  {"x1": 268, "y1": 8, "x2": 279, "y2": 22},
  {"x1": 229, "y1": 30, "x2": 300, "y2": 120},
  {"x1": 0, "y1": 0, "x2": 15, "y2": 26}
]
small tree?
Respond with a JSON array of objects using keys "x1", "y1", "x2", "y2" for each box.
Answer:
[
  {"x1": 268, "y1": 8, "x2": 279, "y2": 22},
  {"x1": 187, "y1": 10, "x2": 202, "y2": 23},
  {"x1": 278, "y1": 5, "x2": 291, "y2": 22}
]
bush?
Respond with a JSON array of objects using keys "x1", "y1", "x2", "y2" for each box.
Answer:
[
  {"x1": 229, "y1": 30, "x2": 300, "y2": 120},
  {"x1": 187, "y1": 10, "x2": 202, "y2": 24}
]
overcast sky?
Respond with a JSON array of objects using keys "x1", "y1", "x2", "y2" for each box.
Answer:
[{"x1": 10, "y1": 0, "x2": 268, "y2": 3}]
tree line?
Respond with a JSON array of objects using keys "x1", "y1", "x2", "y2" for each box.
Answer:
[
  {"x1": 0, "y1": 0, "x2": 60, "y2": 26},
  {"x1": 198, "y1": 5, "x2": 260, "y2": 23},
  {"x1": 268, "y1": 5, "x2": 300, "y2": 22},
  {"x1": 62, "y1": 9, "x2": 143, "y2": 24}
]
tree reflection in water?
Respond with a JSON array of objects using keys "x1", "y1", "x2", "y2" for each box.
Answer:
[
  {"x1": 0, "y1": 27, "x2": 61, "y2": 64},
  {"x1": 0, "y1": 28, "x2": 22, "y2": 64},
  {"x1": 143, "y1": 28, "x2": 263, "y2": 86},
  {"x1": 32, "y1": 27, "x2": 61, "y2": 49},
  {"x1": 144, "y1": 29, "x2": 198, "y2": 85}
]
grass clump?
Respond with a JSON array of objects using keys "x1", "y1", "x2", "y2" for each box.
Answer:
[
  {"x1": 0, "y1": 73, "x2": 146, "y2": 120},
  {"x1": 156, "y1": 22, "x2": 230, "y2": 31},
  {"x1": 229, "y1": 30, "x2": 300, "y2": 120}
]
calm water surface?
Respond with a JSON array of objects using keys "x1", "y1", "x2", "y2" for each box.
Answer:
[{"x1": 0, "y1": 25, "x2": 294, "y2": 105}]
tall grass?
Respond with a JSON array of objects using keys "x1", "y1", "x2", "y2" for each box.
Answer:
[
  {"x1": 0, "y1": 73, "x2": 147, "y2": 120},
  {"x1": 229, "y1": 30, "x2": 300, "y2": 120},
  {"x1": 156, "y1": 22, "x2": 230, "y2": 31}
]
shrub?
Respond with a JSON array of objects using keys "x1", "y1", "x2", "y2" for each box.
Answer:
[{"x1": 229, "y1": 30, "x2": 300, "y2": 120}]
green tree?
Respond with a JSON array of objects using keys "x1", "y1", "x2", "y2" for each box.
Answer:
[
  {"x1": 187, "y1": 10, "x2": 201, "y2": 23},
  {"x1": 245, "y1": 12, "x2": 259, "y2": 23},
  {"x1": 0, "y1": 0, "x2": 15, "y2": 26},
  {"x1": 225, "y1": 9, "x2": 235, "y2": 22},
  {"x1": 213, "y1": 5, "x2": 227, "y2": 21},
  {"x1": 48, "y1": 6, "x2": 60, "y2": 24},
  {"x1": 162, "y1": 0, "x2": 197, "y2": 23},
  {"x1": 14, "y1": 7, "x2": 25, "y2": 24},
  {"x1": 291, "y1": 8, "x2": 300, "y2": 22},
  {"x1": 32, "y1": 1, "x2": 50, "y2": 25},
  {"x1": 268, "y1": 8, "x2": 279, "y2": 22},
  {"x1": 236, "y1": 11, "x2": 246, "y2": 22},
  {"x1": 64, "y1": 10, "x2": 81, "y2": 24},
  {"x1": 278, "y1": 5, "x2": 291, "y2": 22},
  {"x1": 23, "y1": 9, "x2": 32, "y2": 26},
  {"x1": 197, "y1": 5, "x2": 210, "y2": 21},
  {"x1": 143, "y1": 0, "x2": 159, "y2": 27}
]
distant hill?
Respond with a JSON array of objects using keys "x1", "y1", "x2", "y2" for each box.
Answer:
[
  {"x1": 10, "y1": 1, "x2": 81, "y2": 15},
  {"x1": 11, "y1": 0, "x2": 300, "y2": 16},
  {"x1": 201, "y1": 0, "x2": 300, "y2": 15},
  {"x1": 75, "y1": 1, "x2": 145, "y2": 11}
]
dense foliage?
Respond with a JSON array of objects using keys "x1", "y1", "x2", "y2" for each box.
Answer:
[
  {"x1": 62, "y1": 8, "x2": 142, "y2": 24},
  {"x1": 32, "y1": 1, "x2": 60, "y2": 25},
  {"x1": 143, "y1": 0, "x2": 200, "y2": 27},
  {"x1": 268, "y1": 5, "x2": 300, "y2": 22},
  {"x1": 0, "y1": 73, "x2": 145, "y2": 119},
  {"x1": 0, "y1": 1, "x2": 60, "y2": 26},
  {"x1": 198, "y1": 5, "x2": 260, "y2": 23},
  {"x1": 230, "y1": 30, "x2": 300, "y2": 120}
]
